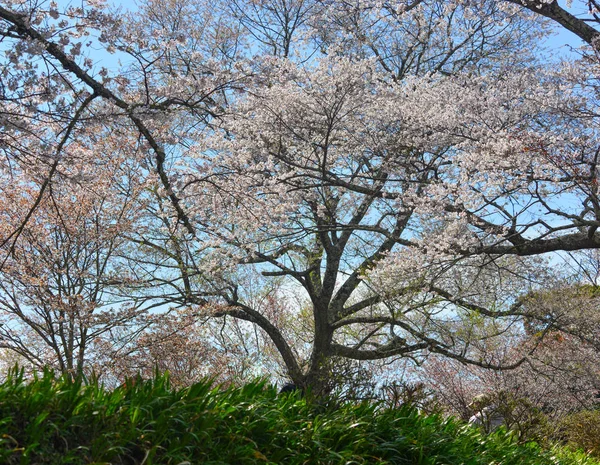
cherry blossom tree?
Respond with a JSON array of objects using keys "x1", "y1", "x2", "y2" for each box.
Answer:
[
  {"x1": 136, "y1": 51, "x2": 597, "y2": 393},
  {"x1": 0, "y1": 125, "x2": 151, "y2": 377},
  {"x1": 0, "y1": 0, "x2": 247, "y2": 378},
  {"x1": 1, "y1": 0, "x2": 600, "y2": 394}
]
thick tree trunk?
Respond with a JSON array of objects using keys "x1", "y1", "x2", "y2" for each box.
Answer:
[{"x1": 297, "y1": 302, "x2": 335, "y2": 396}]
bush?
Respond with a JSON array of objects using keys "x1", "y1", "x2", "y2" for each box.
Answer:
[{"x1": 559, "y1": 409, "x2": 600, "y2": 457}]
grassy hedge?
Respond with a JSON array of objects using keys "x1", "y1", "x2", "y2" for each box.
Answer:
[{"x1": 0, "y1": 369, "x2": 597, "y2": 465}]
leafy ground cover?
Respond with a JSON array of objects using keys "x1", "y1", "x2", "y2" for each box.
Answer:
[{"x1": 0, "y1": 370, "x2": 596, "y2": 465}]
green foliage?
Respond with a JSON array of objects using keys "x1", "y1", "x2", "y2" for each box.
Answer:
[
  {"x1": 475, "y1": 391, "x2": 549, "y2": 441},
  {"x1": 557, "y1": 410, "x2": 600, "y2": 458},
  {"x1": 0, "y1": 369, "x2": 597, "y2": 465}
]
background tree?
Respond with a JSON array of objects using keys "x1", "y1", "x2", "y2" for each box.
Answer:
[
  {"x1": 0, "y1": 126, "x2": 150, "y2": 378},
  {"x1": 419, "y1": 327, "x2": 600, "y2": 438},
  {"x1": 100, "y1": 278, "x2": 304, "y2": 388}
]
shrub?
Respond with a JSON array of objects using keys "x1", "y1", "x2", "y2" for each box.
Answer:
[
  {"x1": 0, "y1": 368, "x2": 598, "y2": 465},
  {"x1": 559, "y1": 409, "x2": 600, "y2": 457}
]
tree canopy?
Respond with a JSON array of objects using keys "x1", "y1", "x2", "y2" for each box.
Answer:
[{"x1": 0, "y1": 0, "x2": 599, "y2": 392}]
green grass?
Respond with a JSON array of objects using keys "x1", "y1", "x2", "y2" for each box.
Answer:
[{"x1": 0, "y1": 369, "x2": 596, "y2": 465}]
